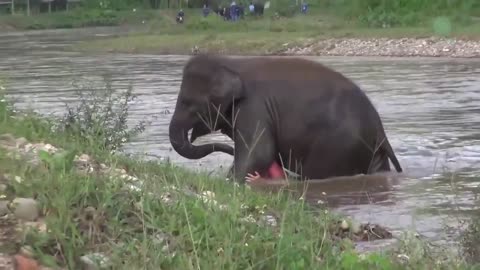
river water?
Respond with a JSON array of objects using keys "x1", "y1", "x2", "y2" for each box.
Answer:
[{"x1": 1, "y1": 27, "x2": 479, "y2": 251}]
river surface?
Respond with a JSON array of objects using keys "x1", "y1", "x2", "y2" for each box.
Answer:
[{"x1": 1, "y1": 27, "x2": 480, "y2": 252}]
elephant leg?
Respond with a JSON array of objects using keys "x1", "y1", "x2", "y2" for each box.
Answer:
[
  {"x1": 301, "y1": 136, "x2": 370, "y2": 180},
  {"x1": 231, "y1": 127, "x2": 277, "y2": 183}
]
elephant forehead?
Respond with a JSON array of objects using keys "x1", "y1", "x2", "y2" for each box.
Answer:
[
  {"x1": 184, "y1": 57, "x2": 219, "y2": 75},
  {"x1": 182, "y1": 70, "x2": 215, "y2": 87}
]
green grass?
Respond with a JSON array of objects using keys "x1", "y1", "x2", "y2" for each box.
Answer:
[
  {"x1": 69, "y1": 7, "x2": 480, "y2": 55},
  {"x1": 0, "y1": 79, "x2": 477, "y2": 269},
  {"x1": 1, "y1": 6, "x2": 480, "y2": 55},
  {"x1": 0, "y1": 8, "x2": 166, "y2": 30}
]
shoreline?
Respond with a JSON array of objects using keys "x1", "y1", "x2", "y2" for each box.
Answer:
[
  {"x1": 276, "y1": 37, "x2": 480, "y2": 58},
  {"x1": 76, "y1": 35, "x2": 480, "y2": 58}
]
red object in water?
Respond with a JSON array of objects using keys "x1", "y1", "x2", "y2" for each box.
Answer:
[
  {"x1": 266, "y1": 162, "x2": 286, "y2": 179},
  {"x1": 13, "y1": 254, "x2": 39, "y2": 270}
]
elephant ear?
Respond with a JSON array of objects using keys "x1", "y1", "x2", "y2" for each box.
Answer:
[{"x1": 211, "y1": 65, "x2": 244, "y2": 102}]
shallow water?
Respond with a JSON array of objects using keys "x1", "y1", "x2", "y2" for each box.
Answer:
[{"x1": 1, "y1": 27, "x2": 480, "y2": 250}]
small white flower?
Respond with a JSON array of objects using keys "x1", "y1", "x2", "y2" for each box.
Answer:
[
  {"x1": 397, "y1": 254, "x2": 410, "y2": 262},
  {"x1": 202, "y1": 191, "x2": 215, "y2": 198}
]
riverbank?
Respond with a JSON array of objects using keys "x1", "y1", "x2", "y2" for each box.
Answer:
[
  {"x1": 75, "y1": 33, "x2": 480, "y2": 58},
  {"x1": 70, "y1": 13, "x2": 480, "y2": 58},
  {"x1": 0, "y1": 79, "x2": 474, "y2": 269},
  {"x1": 2, "y1": 7, "x2": 480, "y2": 58},
  {"x1": 0, "y1": 9, "x2": 167, "y2": 31},
  {"x1": 47, "y1": 7, "x2": 475, "y2": 58}
]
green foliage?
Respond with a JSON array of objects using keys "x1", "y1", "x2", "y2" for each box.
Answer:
[
  {"x1": 460, "y1": 189, "x2": 480, "y2": 265},
  {"x1": 324, "y1": 0, "x2": 479, "y2": 28},
  {"x1": 0, "y1": 8, "x2": 162, "y2": 30},
  {"x1": 54, "y1": 77, "x2": 149, "y2": 152},
  {"x1": 2, "y1": 0, "x2": 480, "y2": 32},
  {"x1": 81, "y1": 0, "x2": 150, "y2": 10},
  {"x1": 273, "y1": 0, "x2": 298, "y2": 18},
  {"x1": 38, "y1": 149, "x2": 78, "y2": 172},
  {"x1": 432, "y1": 16, "x2": 452, "y2": 36}
]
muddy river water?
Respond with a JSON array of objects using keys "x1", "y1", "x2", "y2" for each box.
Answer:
[{"x1": 1, "y1": 27, "x2": 479, "y2": 251}]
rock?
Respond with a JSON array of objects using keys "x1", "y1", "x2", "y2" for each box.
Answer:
[
  {"x1": 0, "y1": 200, "x2": 10, "y2": 216},
  {"x1": 351, "y1": 221, "x2": 362, "y2": 234},
  {"x1": 10, "y1": 198, "x2": 39, "y2": 221},
  {"x1": 15, "y1": 137, "x2": 29, "y2": 148},
  {"x1": 12, "y1": 254, "x2": 39, "y2": 270},
  {"x1": 283, "y1": 37, "x2": 480, "y2": 58},
  {"x1": 397, "y1": 254, "x2": 410, "y2": 264},
  {"x1": 23, "y1": 221, "x2": 47, "y2": 234},
  {"x1": 41, "y1": 144, "x2": 57, "y2": 154},
  {"x1": 260, "y1": 214, "x2": 277, "y2": 227},
  {"x1": 160, "y1": 192, "x2": 173, "y2": 204},
  {"x1": 0, "y1": 133, "x2": 16, "y2": 146},
  {"x1": 23, "y1": 143, "x2": 34, "y2": 153},
  {"x1": 75, "y1": 154, "x2": 91, "y2": 164},
  {"x1": 80, "y1": 253, "x2": 111, "y2": 270},
  {"x1": 19, "y1": 246, "x2": 34, "y2": 258},
  {"x1": 0, "y1": 254, "x2": 13, "y2": 270},
  {"x1": 0, "y1": 184, "x2": 7, "y2": 193},
  {"x1": 340, "y1": 220, "x2": 349, "y2": 230},
  {"x1": 74, "y1": 154, "x2": 95, "y2": 174}
]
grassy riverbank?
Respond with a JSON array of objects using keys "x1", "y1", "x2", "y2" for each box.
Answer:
[
  {"x1": 1, "y1": 6, "x2": 480, "y2": 56},
  {"x1": 70, "y1": 8, "x2": 480, "y2": 57},
  {"x1": 0, "y1": 78, "x2": 475, "y2": 269},
  {"x1": 0, "y1": 8, "x2": 166, "y2": 31}
]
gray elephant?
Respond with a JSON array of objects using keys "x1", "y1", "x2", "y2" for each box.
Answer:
[{"x1": 169, "y1": 54, "x2": 403, "y2": 183}]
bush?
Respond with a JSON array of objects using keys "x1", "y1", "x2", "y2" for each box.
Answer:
[
  {"x1": 462, "y1": 218, "x2": 480, "y2": 264},
  {"x1": 324, "y1": 0, "x2": 479, "y2": 28},
  {"x1": 53, "y1": 77, "x2": 149, "y2": 152},
  {"x1": 273, "y1": 0, "x2": 298, "y2": 18}
]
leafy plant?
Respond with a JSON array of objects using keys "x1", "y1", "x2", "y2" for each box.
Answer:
[
  {"x1": 54, "y1": 76, "x2": 149, "y2": 152},
  {"x1": 38, "y1": 149, "x2": 78, "y2": 172}
]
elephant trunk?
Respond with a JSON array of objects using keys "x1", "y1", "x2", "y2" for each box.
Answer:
[{"x1": 169, "y1": 119, "x2": 234, "y2": 159}]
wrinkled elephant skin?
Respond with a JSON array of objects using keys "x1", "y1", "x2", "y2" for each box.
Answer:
[{"x1": 168, "y1": 54, "x2": 403, "y2": 183}]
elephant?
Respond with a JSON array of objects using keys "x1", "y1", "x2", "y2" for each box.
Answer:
[{"x1": 168, "y1": 54, "x2": 403, "y2": 183}]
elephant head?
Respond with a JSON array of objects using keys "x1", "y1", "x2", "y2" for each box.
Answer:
[{"x1": 169, "y1": 54, "x2": 244, "y2": 159}]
